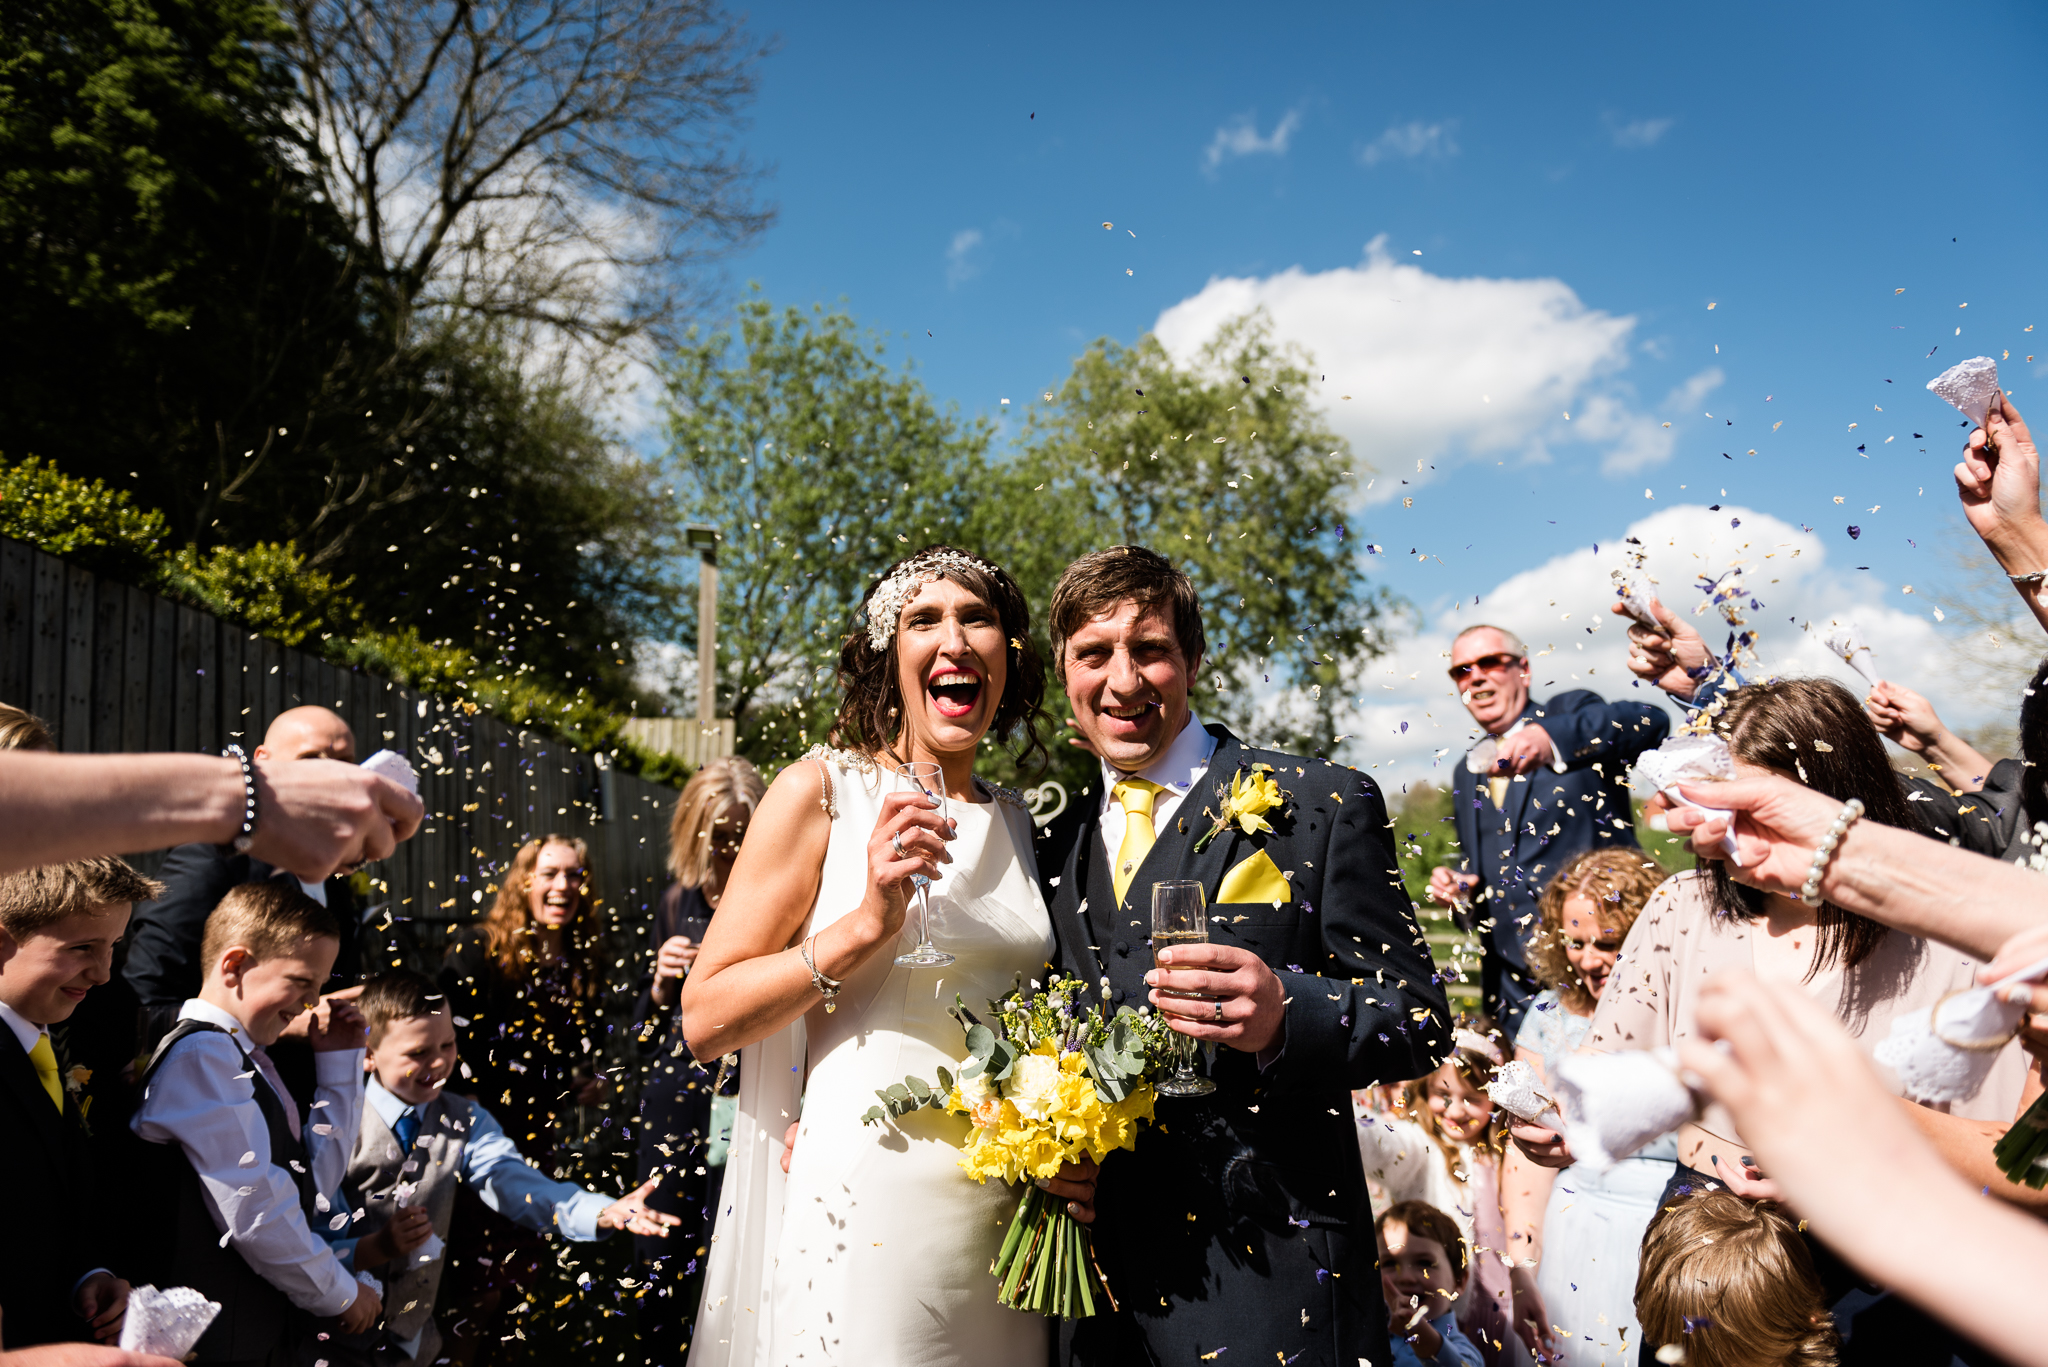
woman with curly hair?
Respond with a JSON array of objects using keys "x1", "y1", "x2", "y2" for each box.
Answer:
[
  {"x1": 678, "y1": 546, "x2": 1073, "y2": 1367},
  {"x1": 1497, "y1": 846, "x2": 1669, "y2": 1365},
  {"x1": 436, "y1": 834, "x2": 607, "y2": 1366}
]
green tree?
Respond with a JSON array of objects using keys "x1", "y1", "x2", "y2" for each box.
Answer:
[
  {"x1": 1014, "y1": 313, "x2": 1404, "y2": 756},
  {"x1": 664, "y1": 301, "x2": 1406, "y2": 805},
  {"x1": 665, "y1": 297, "x2": 1002, "y2": 766}
]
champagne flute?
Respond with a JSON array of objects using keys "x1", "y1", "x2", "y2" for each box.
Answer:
[
  {"x1": 1150, "y1": 879, "x2": 1216, "y2": 1097},
  {"x1": 892, "y1": 762, "x2": 955, "y2": 967}
]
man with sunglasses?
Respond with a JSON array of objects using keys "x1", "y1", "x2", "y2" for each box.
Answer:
[{"x1": 1425, "y1": 625, "x2": 1669, "y2": 1033}]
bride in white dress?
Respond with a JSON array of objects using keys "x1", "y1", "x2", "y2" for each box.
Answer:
[{"x1": 679, "y1": 546, "x2": 1090, "y2": 1367}]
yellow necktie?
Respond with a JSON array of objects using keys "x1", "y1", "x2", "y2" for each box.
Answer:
[
  {"x1": 1112, "y1": 778, "x2": 1164, "y2": 904},
  {"x1": 27, "y1": 1034, "x2": 61, "y2": 1113}
]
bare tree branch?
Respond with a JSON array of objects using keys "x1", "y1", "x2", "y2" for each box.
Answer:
[{"x1": 285, "y1": 0, "x2": 773, "y2": 386}]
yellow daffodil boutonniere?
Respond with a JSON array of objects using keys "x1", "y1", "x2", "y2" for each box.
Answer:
[{"x1": 1192, "y1": 763, "x2": 1288, "y2": 853}]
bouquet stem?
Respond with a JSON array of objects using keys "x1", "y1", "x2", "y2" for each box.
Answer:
[
  {"x1": 1995, "y1": 1090, "x2": 2048, "y2": 1190},
  {"x1": 992, "y1": 1183, "x2": 1113, "y2": 1318}
]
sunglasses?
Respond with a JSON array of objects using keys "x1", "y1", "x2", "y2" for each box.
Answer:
[{"x1": 1448, "y1": 652, "x2": 1525, "y2": 682}]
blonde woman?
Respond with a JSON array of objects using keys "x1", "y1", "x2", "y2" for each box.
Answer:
[
  {"x1": 632, "y1": 757, "x2": 764, "y2": 1360},
  {"x1": 1497, "y1": 846, "x2": 1669, "y2": 1365}
]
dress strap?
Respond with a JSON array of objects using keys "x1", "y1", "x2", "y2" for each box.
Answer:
[{"x1": 797, "y1": 744, "x2": 881, "y2": 820}]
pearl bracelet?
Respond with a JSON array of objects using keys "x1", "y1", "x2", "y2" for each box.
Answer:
[
  {"x1": 221, "y1": 744, "x2": 259, "y2": 854},
  {"x1": 1797, "y1": 797, "x2": 1864, "y2": 903}
]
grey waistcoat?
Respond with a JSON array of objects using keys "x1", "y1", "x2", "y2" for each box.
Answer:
[{"x1": 346, "y1": 1091, "x2": 474, "y2": 1362}]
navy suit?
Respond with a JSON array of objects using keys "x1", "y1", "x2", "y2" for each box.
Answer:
[
  {"x1": 1039, "y1": 723, "x2": 1450, "y2": 1367},
  {"x1": 1451, "y1": 691, "x2": 1669, "y2": 1033}
]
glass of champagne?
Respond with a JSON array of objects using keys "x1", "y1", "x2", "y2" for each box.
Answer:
[
  {"x1": 892, "y1": 762, "x2": 955, "y2": 967},
  {"x1": 1150, "y1": 879, "x2": 1216, "y2": 1097}
]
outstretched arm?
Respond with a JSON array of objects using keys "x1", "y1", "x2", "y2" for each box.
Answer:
[
  {"x1": 1531, "y1": 691, "x2": 1671, "y2": 772},
  {"x1": 1681, "y1": 970, "x2": 2048, "y2": 1367},
  {"x1": 1955, "y1": 392, "x2": 2048, "y2": 638},
  {"x1": 0, "y1": 751, "x2": 421, "y2": 878},
  {"x1": 1669, "y1": 774, "x2": 2046, "y2": 961}
]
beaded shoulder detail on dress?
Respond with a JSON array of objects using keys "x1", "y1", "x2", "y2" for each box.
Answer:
[
  {"x1": 800, "y1": 744, "x2": 877, "y2": 774},
  {"x1": 797, "y1": 744, "x2": 880, "y2": 820},
  {"x1": 980, "y1": 782, "x2": 1028, "y2": 811}
]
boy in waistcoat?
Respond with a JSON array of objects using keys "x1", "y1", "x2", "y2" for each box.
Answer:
[
  {"x1": 129, "y1": 881, "x2": 381, "y2": 1367},
  {"x1": 332, "y1": 971, "x2": 674, "y2": 1367}
]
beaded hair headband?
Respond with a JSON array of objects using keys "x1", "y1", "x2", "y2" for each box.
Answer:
[{"x1": 863, "y1": 549, "x2": 998, "y2": 650}]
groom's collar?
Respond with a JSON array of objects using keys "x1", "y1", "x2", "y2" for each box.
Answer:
[{"x1": 1098, "y1": 710, "x2": 1218, "y2": 800}]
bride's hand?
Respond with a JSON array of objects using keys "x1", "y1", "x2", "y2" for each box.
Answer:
[
  {"x1": 856, "y1": 791, "x2": 955, "y2": 941},
  {"x1": 1034, "y1": 1155, "x2": 1098, "y2": 1224}
]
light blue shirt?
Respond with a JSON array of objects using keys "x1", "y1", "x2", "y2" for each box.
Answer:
[
  {"x1": 331, "y1": 1079, "x2": 610, "y2": 1265},
  {"x1": 1390, "y1": 1310, "x2": 1484, "y2": 1367}
]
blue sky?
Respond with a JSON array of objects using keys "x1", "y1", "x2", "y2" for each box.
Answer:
[{"x1": 705, "y1": 0, "x2": 2048, "y2": 774}]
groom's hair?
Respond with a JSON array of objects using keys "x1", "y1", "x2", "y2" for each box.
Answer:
[{"x1": 1048, "y1": 546, "x2": 1205, "y2": 681}]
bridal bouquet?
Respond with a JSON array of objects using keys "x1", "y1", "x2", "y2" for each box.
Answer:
[{"x1": 861, "y1": 974, "x2": 1179, "y2": 1318}]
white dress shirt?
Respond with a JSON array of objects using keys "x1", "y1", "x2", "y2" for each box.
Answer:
[
  {"x1": 0, "y1": 998, "x2": 47, "y2": 1055},
  {"x1": 131, "y1": 999, "x2": 366, "y2": 1316},
  {"x1": 1096, "y1": 710, "x2": 1219, "y2": 872},
  {"x1": 358, "y1": 1078, "x2": 608, "y2": 1242}
]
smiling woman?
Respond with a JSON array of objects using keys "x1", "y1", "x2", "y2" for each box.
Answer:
[{"x1": 679, "y1": 544, "x2": 1071, "y2": 1367}]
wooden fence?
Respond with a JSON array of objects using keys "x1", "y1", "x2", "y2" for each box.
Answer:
[{"x1": 0, "y1": 535, "x2": 683, "y2": 968}]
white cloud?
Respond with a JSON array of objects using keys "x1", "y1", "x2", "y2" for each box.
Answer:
[
  {"x1": 1607, "y1": 115, "x2": 1675, "y2": 149},
  {"x1": 1306, "y1": 504, "x2": 1970, "y2": 793},
  {"x1": 1203, "y1": 108, "x2": 1304, "y2": 172},
  {"x1": 1358, "y1": 120, "x2": 1458, "y2": 167},
  {"x1": 945, "y1": 228, "x2": 985, "y2": 288},
  {"x1": 1154, "y1": 236, "x2": 1712, "y2": 490}
]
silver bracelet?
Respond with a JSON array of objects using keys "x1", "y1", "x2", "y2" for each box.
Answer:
[
  {"x1": 2008, "y1": 567, "x2": 2048, "y2": 585},
  {"x1": 1797, "y1": 798, "x2": 1864, "y2": 903},
  {"x1": 800, "y1": 934, "x2": 844, "y2": 1013}
]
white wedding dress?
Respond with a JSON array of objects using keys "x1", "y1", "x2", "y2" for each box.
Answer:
[{"x1": 689, "y1": 749, "x2": 1054, "y2": 1367}]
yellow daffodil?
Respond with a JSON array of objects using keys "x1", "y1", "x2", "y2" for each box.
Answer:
[{"x1": 1193, "y1": 763, "x2": 1290, "y2": 852}]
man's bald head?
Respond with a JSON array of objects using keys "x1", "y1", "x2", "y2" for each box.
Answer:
[{"x1": 258, "y1": 706, "x2": 356, "y2": 764}]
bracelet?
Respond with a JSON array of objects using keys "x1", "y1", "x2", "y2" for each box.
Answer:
[
  {"x1": 800, "y1": 934, "x2": 844, "y2": 1014},
  {"x1": 2008, "y1": 567, "x2": 2048, "y2": 584},
  {"x1": 1797, "y1": 797, "x2": 1864, "y2": 903},
  {"x1": 221, "y1": 744, "x2": 259, "y2": 854}
]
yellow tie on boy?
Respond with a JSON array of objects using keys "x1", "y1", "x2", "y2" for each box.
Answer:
[
  {"x1": 27, "y1": 1033, "x2": 62, "y2": 1112},
  {"x1": 1111, "y1": 778, "x2": 1164, "y2": 903}
]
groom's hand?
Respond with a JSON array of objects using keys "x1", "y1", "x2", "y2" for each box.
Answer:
[{"x1": 1145, "y1": 944, "x2": 1286, "y2": 1054}]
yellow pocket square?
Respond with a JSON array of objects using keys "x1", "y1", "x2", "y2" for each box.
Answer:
[{"x1": 1216, "y1": 848, "x2": 1292, "y2": 906}]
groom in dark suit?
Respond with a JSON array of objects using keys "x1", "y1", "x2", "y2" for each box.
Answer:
[{"x1": 1036, "y1": 546, "x2": 1451, "y2": 1367}]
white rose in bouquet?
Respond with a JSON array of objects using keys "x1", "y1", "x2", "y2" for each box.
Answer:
[{"x1": 1006, "y1": 1052, "x2": 1063, "y2": 1120}]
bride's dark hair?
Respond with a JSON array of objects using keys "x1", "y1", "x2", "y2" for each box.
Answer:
[{"x1": 830, "y1": 545, "x2": 1048, "y2": 775}]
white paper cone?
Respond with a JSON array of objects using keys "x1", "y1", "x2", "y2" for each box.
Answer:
[
  {"x1": 118, "y1": 1285, "x2": 221, "y2": 1359},
  {"x1": 1484, "y1": 1059, "x2": 1565, "y2": 1131},
  {"x1": 1927, "y1": 356, "x2": 2001, "y2": 427},
  {"x1": 1873, "y1": 950, "x2": 2048, "y2": 1103},
  {"x1": 361, "y1": 747, "x2": 419, "y2": 795},
  {"x1": 1553, "y1": 1049, "x2": 1694, "y2": 1173},
  {"x1": 1633, "y1": 735, "x2": 1744, "y2": 866}
]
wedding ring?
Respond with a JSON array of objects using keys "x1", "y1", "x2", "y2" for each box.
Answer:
[
  {"x1": 891, "y1": 831, "x2": 907, "y2": 859},
  {"x1": 1213, "y1": 998, "x2": 1224, "y2": 1022}
]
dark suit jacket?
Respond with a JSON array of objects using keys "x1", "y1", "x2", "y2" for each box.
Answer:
[
  {"x1": 1451, "y1": 690, "x2": 1668, "y2": 1029},
  {"x1": 1038, "y1": 722, "x2": 1450, "y2": 1367},
  {"x1": 0, "y1": 1029, "x2": 105, "y2": 1345}
]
